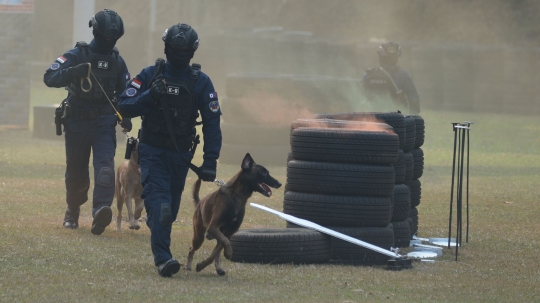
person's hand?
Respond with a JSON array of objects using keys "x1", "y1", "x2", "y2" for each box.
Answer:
[
  {"x1": 67, "y1": 63, "x2": 90, "y2": 79},
  {"x1": 198, "y1": 166, "x2": 216, "y2": 182},
  {"x1": 150, "y1": 76, "x2": 167, "y2": 100},
  {"x1": 119, "y1": 117, "x2": 132, "y2": 132}
]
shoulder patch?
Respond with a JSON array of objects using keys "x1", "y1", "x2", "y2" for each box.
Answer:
[
  {"x1": 125, "y1": 87, "x2": 137, "y2": 97},
  {"x1": 131, "y1": 78, "x2": 142, "y2": 89},
  {"x1": 208, "y1": 92, "x2": 218, "y2": 101},
  {"x1": 50, "y1": 62, "x2": 60, "y2": 70},
  {"x1": 56, "y1": 56, "x2": 67, "y2": 64},
  {"x1": 209, "y1": 100, "x2": 220, "y2": 113}
]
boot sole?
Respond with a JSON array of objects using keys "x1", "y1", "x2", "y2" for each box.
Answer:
[
  {"x1": 158, "y1": 260, "x2": 181, "y2": 277},
  {"x1": 91, "y1": 207, "x2": 112, "y2": 235}
]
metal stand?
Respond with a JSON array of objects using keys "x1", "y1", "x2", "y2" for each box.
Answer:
[{"x1": 448, "y1": 122, "x2": 472, "y2": 261}]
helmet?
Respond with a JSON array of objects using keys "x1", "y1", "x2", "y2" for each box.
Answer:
[
  {"x1": 162, "y1": 23, "x2": 199, "y2": 52},
  {"x1": 377, "y1": 41, "x2": 401, "y2": 57},
  {"x1": 89, "y1": 9, "x2": 124, "y2": 40}
]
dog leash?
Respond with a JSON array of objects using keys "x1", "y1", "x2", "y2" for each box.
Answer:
[{"x1": 79, "y1": 62, "x2": 128, "y2": 136}]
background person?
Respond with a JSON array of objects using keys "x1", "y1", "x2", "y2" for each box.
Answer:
[
  {"x1": 43, "y1": 9, "x2": 132, "y2": 235},
  {"x1": 118, "y1": 23, "x2": 222, "y2": 277},
  {"x1": 362, "y1": 41, "x2": 420, "y2": 114}
]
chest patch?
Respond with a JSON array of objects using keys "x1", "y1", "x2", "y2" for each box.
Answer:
[
  {"x1": 167, "y1": 86, "x2": 180, "y2": 95},
  {"x1": 97, "y1": 61, "x2": 109, "y2": 69}
]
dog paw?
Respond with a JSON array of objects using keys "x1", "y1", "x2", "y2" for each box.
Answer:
[
  {"x1": 129, "y1": 225, "x2": 140, "y2": 230},
  {"x1": 184, "y1": 266, "x2": 192, "y2": 271},
  {"x1": 216, "y1": 268, "x2": 226, "y2": 276},
  {"x1": 195, "y1": 263, "x2": 206, "y2": 272}
]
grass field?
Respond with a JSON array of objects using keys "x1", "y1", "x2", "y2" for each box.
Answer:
[{"x1": 1, "y1": 86, "x2": 540, "y2": 302}]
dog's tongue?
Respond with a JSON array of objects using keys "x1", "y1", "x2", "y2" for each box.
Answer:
[{"x1": 261, "y1": 183, "x2": 272, "y2": 196}]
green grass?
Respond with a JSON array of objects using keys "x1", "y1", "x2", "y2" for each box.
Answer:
[{"x1": 1, "y1": 88, "x2": 540, "y2": 302}]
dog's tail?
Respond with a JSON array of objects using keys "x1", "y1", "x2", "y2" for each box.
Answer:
[{"x1": 192, "y1": 178, "x2": 202, "y2": 206}]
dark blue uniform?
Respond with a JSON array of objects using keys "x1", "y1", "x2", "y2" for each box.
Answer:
[
  {"x1": 118, "y1": 61, "x2": 221, "y2": 266},
  {"x1": 43, "y1": 39, "x2": 130, "y2": 215}
]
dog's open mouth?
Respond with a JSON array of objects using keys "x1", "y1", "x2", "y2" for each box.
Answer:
[{"x1": 258, "y1": 183, "x2": 272, "y2": 197}]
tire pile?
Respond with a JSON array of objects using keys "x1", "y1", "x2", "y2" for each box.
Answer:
[{"x1": 230, "y1": 112, "x2": 425, "y2": 266}]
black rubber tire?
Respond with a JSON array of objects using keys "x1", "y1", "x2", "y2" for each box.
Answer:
[
  {"x1": 326, "y1": 225, "x2": 395, "y2": 265},
  {"x1": 219, "y1": 143, "x2": 289, "y2": 166},
  {"x1": 391, "y1": 220, "x2": 411, "y2": 248},
  {"x1": 286, "y1": 160, "x2": 395, "y2": 197},
  {"x1": 392, "y1": 184, "x2": 411, "y2": 221},
  {"x1": 290, "y1": 118, "x2": 394, "y2": 133},
  {"x1": 409, "y1": 207, "x2": 419, "y2": 237},
  {"x1": 394, "y1": 149, "x2": 406, "y2": 184},
  {"x1": 403, "y1": 116, "x2": 417, "y2": 152},
  {"x1": 409, "y1": 179, "x2": 422, "y2": 207},
  {"x1": 411, "y1": 148, "x2": 424, "y2": 179},
  {"x1": 314, "y1": 112, "x2": 406, "y2": 149},
  {"x1": 230, "y1": 228, "x2": 331, "y2": 264},
  {"x1": 283, "y1": 191, "x2": 392, "y2": 227},
  {"x1": 221, "y1": 121, "x2": 290, "y2": 146},
  {"x1": 404, "y1": 151, "x2": 414, "y2": 185},
  {"x1": 410, "y1": 115, "x2": 425, "y2": 148},
  {"x1": 290, "y1": 127, "x2": 399, "y2": 165}
]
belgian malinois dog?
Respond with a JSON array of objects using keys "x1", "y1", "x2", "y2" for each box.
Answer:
[
  {"x1": 185, "y1": 153, "x2": 282, "y2": 275},
  {"x1": 115, "y1": 140, "x2": 144, "y2": 231}
]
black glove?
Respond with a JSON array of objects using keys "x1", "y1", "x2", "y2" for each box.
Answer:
[
  {"x1": 150, "y1": 76, "x2": 167, "y2": 100},
  {"x1": 67, "y1": 63, "x2": 90, "y2": 79},
  {"x1": 198, "y1": 166, "x2": 216, "y2": 182},
  {"x1": 119, "y1": 117, "x2": 132, "y2": 132}
]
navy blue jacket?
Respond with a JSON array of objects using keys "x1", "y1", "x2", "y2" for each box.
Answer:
[{"x1": 118, "y1": 61, "x2": 222, "y2": 169}]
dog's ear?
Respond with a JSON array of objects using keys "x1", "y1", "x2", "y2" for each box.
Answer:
[{"x1": 241, "y1": 153, "x2": 254, "y2": 171}]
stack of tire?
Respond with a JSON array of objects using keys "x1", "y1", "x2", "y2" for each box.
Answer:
[
  {"x1": 314, "y1": 112, "x2": 414, "y2": 249},
  {"x1": 407, "y1": 115, "x2": 425, "y2": 239},
  {"x1": 284, "y1": 117, "x2": 400, "y2": 265}
]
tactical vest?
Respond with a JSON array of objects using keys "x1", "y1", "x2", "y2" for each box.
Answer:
[
  {"x1": 141, "y1": 63, "x2": 201, "y2": 150},
  {"x1": 363, "y1": 67, "x2": 398, "y2": 97},
  {"x1": 68, "y1": 41, "x2": 120, "y2": 102}
]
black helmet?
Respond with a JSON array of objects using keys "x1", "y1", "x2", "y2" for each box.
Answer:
[
  {"x1": 377, "y1": 41, "x2": 402, "y2": 57},
  {"x1": 162, "y1": 23, "x2": 199, "y2": 52},
  {"x1": 89, "y1": 9, "x2": 124, "y2": 40}
]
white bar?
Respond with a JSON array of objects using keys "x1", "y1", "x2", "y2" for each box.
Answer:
[
  {"x1": 73, "y1": 0, "x2": 95, "y2": 46},
  {"x1": 250, "y1": 203, "x2": 401, "y2": 258}
]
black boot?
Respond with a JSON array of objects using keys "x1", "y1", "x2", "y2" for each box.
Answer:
[
  {"x1": 63, "y1": 206, "x2": 80, "y2": 229},
  {"x1": 91, "y1": 206, "x2": 112, "y2": 235}
]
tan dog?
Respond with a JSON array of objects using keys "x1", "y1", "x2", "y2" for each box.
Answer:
[
  {"x1": 115, "y1": 139, "x2": 144, "y2": 231},
  {"x1": 185, "y1": 153, "x2": 282, "y2": 275}
]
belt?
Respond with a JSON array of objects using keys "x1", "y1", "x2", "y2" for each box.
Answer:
[
  {"x1": 139, "y1": 128, "x2": 191, "y2": 151},
  {"x1": 67, "y1": 105, "x2": 114, "y2": 120}
]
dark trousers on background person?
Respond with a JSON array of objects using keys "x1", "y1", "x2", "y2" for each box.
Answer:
[
  {"x1": 64, "y1": 114, "x2": 117, "y2": 214},
  {"x1": 138, "y1": 143, "x2": 191, "y2": 266}
]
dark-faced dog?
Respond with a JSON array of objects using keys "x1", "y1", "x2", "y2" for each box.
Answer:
[
  {"x1": 115, "y1": 140, "x2": 144, "y2": 231},
  {"x1": 185, "y1": 153, "x2": 282, "y2": 275}
]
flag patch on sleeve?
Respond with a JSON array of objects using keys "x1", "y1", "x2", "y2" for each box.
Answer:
[
  {"x1": 131, "y1": 78, "x2": 142, "y2": 89},
  {"x1": 56, "y1": 56, "x2": 67, "y2": 64},
  {"x1": 208, "y1": 92, "x2": 218, "y2": 101}
]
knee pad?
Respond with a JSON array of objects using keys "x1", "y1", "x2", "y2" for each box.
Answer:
[
  {"x1": 96, "y1": 167, "x2": 114, "y2": 187},
  {"x1": 159, "y1": 203, "x2": 172, "y2": 226}
]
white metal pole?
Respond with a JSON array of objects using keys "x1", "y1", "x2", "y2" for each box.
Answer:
[
  {"x1": 250, "y1": 203, "x2": 402, "y2": 258},
  {"x1": 72, "y1": 0, "x2": 95, "y2": 46}
]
